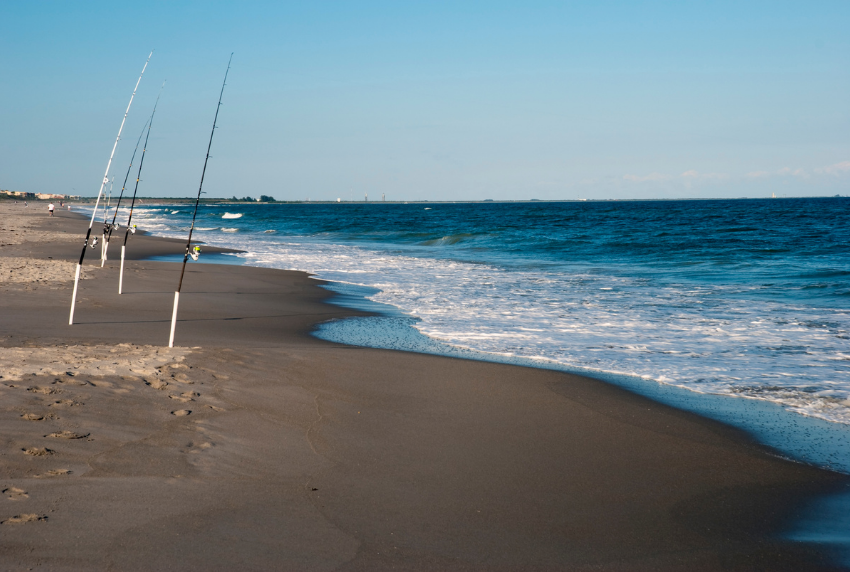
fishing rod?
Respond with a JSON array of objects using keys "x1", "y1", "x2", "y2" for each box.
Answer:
[
  {"x1": 169, "y1": 53, "x2": 233, "y2": 347},
  {"x1": 101, "y1": 113, "x2": 152, "y2": 268},
  {"x1": 69, "y1": 51, "x2": 152, "y2": 325},
  {"x1": 119, "y1": 83, "x2": 165, "y2": 294}
]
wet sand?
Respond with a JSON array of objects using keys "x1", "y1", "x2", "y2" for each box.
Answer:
[{"x1": 1, "y1": 202, "x2": 847, "y2": 571}]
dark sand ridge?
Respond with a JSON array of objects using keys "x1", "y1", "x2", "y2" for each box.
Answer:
[{"x1": 1, "y1": 203, "x2": 848, "y2": 571}]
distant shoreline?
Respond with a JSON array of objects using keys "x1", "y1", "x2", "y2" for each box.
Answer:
[{"x1": 16, "y1": 194, "x2": 847, "y2": 205}]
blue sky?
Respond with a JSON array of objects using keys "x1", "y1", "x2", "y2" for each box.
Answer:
[{"x1": 1, "y1": 1, "x2": 848, "y2": 200}]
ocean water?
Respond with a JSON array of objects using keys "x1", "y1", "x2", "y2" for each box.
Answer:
[
  {"x1": 86, "y1": 198, "x2": 850, "y2": 561},
  {"x1": 96, "y1": 199, "x2": 850, "y2": 428}
]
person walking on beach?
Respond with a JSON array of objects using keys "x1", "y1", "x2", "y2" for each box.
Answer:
[{"x1": 48, "y1": 202, "x2": 55, "y2": 216}]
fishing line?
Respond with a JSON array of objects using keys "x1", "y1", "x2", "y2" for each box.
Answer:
[
  {"x1": 69, "y1": 50, "x2": 152, "y2": 325},
  {"x1": 169, "y1": 53, "x2": 233, "y2": 347},
  {"x1": 119, "y1": 82, "x2": 166, "y2": 294},
  {"x1": 101, "y1": 113, "x2": 151, "y2": 267}
]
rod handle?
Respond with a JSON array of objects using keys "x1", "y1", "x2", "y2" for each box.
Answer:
[{"x1": 168, "y1": 291, "x2": 180, "y2": 347}]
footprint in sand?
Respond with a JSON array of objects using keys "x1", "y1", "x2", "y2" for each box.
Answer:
[
  {"x1": 56, "y1": 377, "x2": 90, "y2": 387},
  {"x1": 171, "y1": 410, "x2": 191, "y2": 416},
  {"x1": 160, "y1": 365, "x2": 193, "y2": 384},
  {"x1": 186, "y1": 441, "x2": 214, "y2": 454},
  {"x1": 22, "y1": 447, "x2": 54, "y2": 457},
  {"x1": 3, "y1": 487, "x2": 29, "y2": 500},
  {"x1": 49, "y1": 399, "x2": 83, "y2": 407},
  {"x1": 36, "y1": 469, "x2": 71, "y2": 478},
  {"x1": 145, "y1": 379, "x2": 168, "y2": 390},
  {"x1": 45, "y1": 431, "x2": 89, "y2": 440},
  {"x1": 2, "y1": 514, "x2": 47, "y2": 524},
  {"x1": 27, "y1": 386, "x2": 60, "y2": 395},
  {"x1": 206, "y1": 405, "x2": 225, "y2": 412},
  {"x1": 169, "y1": 391, "x2": 199, "y2": 403},
  {"x1": 21, "y1": 413, "x2": 44, "y2": 421}
]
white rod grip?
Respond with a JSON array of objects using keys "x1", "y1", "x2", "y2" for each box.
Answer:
[
  {"x1": 168, "y1": 291, "x2": 180, "y2": 347},
  {"x1": 119, "y1": 246, "x2": 126, "y2": 294},
  {"x1": 69, "y1": 264, "x2": 81, "y2": 325}
]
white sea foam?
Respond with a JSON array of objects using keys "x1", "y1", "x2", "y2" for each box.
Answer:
[
  {"x1": 231, "y1": 238, "x2": 850, "y2": 425},
  {"x1": 222, "y1": 213, "x2": 242, "y2": 219},
  {"x1": 75, "y1": 205, "x2": 850, "y2": 425}
]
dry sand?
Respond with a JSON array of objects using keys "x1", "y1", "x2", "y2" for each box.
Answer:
[
  {"x1": 0, "y1": 257, "x2": 90, "y2": 285},
  {"x1": 0, "y1": 208, "x2": 80, "y2": 246},
  {"x1": 0, "y1": 201, "x2": 847, "y2": 571},
  {"x1": 0, "y1": 343, "x2": 188, "y2": 381},
  {"x1": 0, "y1": 204, "x2": 91, "y2": 287}
]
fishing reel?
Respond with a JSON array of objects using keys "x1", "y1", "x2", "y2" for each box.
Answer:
[
  {"x1": 129, "y1": 224, "x2": 137, "y2": 234},
  {"x1": 190, "y1": 246, "x2": 201, "y2": 261},
  {"x1": 89, "y1": 237, "x2": 98, "y2": 248}
]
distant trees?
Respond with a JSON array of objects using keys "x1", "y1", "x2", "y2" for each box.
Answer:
[{"x1": 228, "y1": 195, "x2": 275, "y2": 202}]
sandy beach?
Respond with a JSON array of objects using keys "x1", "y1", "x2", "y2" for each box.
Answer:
[{"x1": 1, "y1": 201, "x2": 847, "y2": 571}]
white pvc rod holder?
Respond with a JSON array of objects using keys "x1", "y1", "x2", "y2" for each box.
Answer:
[
  {"x1": 69, "y1": 264, "x2": 81, "y2": 325},
  {"x1": 118, "y1": 246, "x2": 126, "y2": 294},
  {"x1": 168, "y1": 291, "x2": 180, "y2": 347}
]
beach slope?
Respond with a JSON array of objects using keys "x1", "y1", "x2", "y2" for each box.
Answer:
[{"x1": 0, "y1": 203, "x2": 846, "y2": 571}]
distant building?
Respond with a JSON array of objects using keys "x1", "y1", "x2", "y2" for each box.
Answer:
[
  {"x1": 35, "y1": 193, "x2": 72, "y2": 200},
  {"x1": 1, "y1": 190, "x2": 35, "y2": 198}
]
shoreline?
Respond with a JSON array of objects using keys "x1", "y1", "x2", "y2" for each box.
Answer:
[
  {"x1": 1, "y1": 202, "x2": 849, "y2": 570},
  {"x1": 314, "y1": 294, "x2": 850, "y2": 475},
  {"x1": 14, "y1": 194, "x2": 847, "y2": 205},
  {"x1": 77, "y1": 199, "x2": 850, "y2": 429},
  {"x1": 81, "y1": 201, "x2": 850, "y2": 473}
]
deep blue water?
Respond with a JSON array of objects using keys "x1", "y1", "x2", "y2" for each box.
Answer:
[{"x1": 119, "y1": 198, "x2": 850, "y2": 424}]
